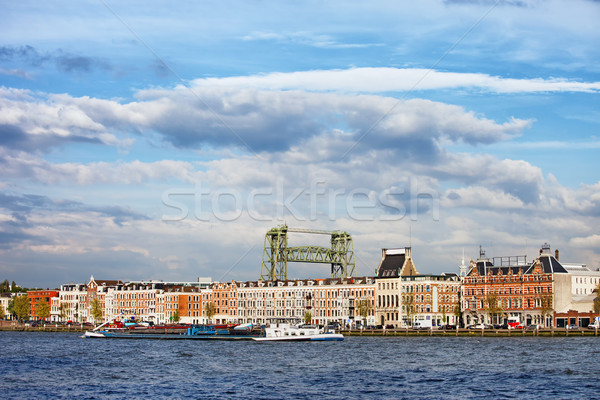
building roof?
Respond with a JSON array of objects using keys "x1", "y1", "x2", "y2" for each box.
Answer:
[
  {"x1": 377, "y1": 253, "x2": 406, "y2": 278},
  {"x1": 376, "y1": 247, "x2": 418, "y2": 278},
  {"x1": 469, "y1": 250, "x2": 570, "y2": 277},
  {"x1": 239, "y1": 276, "x2": 375, "y2": 287},
  {"x1": 524, "y1": 254, "x2": 568, "y2": 274}
]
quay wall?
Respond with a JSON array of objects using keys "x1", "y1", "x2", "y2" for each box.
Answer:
[{"x1": 341, "y1": 327, "x2": 600, "y2": 337}]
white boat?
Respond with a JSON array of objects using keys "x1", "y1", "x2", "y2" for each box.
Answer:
[
  {"x1": 252, "y1": 323, "x2": 344, "y2": 342},
  {"x1": 83, "y1": 330, "x2": 106, "y2": 338}
]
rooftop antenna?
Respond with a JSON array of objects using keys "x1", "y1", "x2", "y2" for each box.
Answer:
[{"x1": 459, "y1": 248, "x2": 467, "y2": 277}]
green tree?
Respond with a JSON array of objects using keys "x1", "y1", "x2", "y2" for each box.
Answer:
[
  {"x1": 404, "y1": 295, "x2": 415, "y2": 327},
  {"x1": 539, "y1": 295, "x2": 553, "y2": 327},
  {"x1": 303, "y1": 310, "x2": 312, "y2": 324},
  {"x1": 59, "y1": 302, "x2": 70, "y2": 321},
  {"x1": 11, "y1": 281, "x2": 24, "y2": 293},
  {"x1": 593, "y1": 283, "x2": 600, "y2": 314},
  {"x1": 441, "y1": 304, "x2": 447, "y2": 326},
  {"x1": 90, "y1": 298, "x2": 103, "y2": 323},
  {"x1": 0, "y1": 279, "x2": 10, "y2": 292},
  {"x1": 36, "y1": 298, "x2": 51, "y2": 321},
  {"x1": 484, "y1": 293, "x2": 503, "y2": 325},
  {"x1": 172, "y1": 310, "x2": 180, "y2": 323},
  {"x1": 204, "y1": 301, "x2": 216, "y2": 323},
  {"x1": 453, "y1": 300, "x2": 463, "y2": 328},
  {"x1": 12, "y1": 295, "x2": 30, "y2": 321},
  {"x1": 0, "y1": 303, "x2": 5, "y2": 319},
  {"x1": 356, "y1": 299, "x2": 372, "y2": 326}
]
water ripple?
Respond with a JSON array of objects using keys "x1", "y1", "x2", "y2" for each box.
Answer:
[{"x1": 2, "y1": 332, "x2": 600, "y2": 399}]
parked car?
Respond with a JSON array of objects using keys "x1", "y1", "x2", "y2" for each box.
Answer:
[
  {"x1": 469, "y1": 324, "x2": 492, "y2": 329},
  {"x1": 438, "y1": 325, "x2": 457, "y2": 330},
  {"x1": 588, "y1": 318, "x2": 600, "y2": 329},
  {"x1": 524, "y1": 324, "x2": 541, "y2": 331},
  {"x1": 566, "y1": 324, "x2": 580, "y2": 330},
  {"x1": 494, "y1": 324, "x2": 509, "y2": 329}
]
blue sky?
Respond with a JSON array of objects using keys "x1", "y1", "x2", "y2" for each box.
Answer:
[{"x1": 1, "y1": 0, "x2": 599, "y2": 288}]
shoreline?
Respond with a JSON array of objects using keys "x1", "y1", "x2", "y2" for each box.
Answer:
[{"x1": 2, "y1": 325, "x2": 599, "y2": 337}]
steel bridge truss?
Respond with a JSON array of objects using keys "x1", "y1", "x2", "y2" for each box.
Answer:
[{"x1": 260, "y1": 225, "x2": 356, "y2": 281}]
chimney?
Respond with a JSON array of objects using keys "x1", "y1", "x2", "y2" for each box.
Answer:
[{"x1": 555, "y1": 249, "x2": 559, "y2": 261}]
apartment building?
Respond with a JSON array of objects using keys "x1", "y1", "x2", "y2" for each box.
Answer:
[
  {"x1": 375, "y1": 247, "x2": 460, "y2": 328},
  {"x1": 462, "y1": 244, "x2": 580, "y2": 328},
  {"x1": 236, "y1": 277, "x2": 375, "y2": 327},
  {"x1": 26, "y1": 290, "x2": 59, "y2": 321}
]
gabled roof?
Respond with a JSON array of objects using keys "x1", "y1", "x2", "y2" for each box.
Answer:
[
  {"x1": 468, "y1": 252, "x2": 569, "y2": 277},
  {"x1": 376, "y1": 248, "x2": 418, "y2": 278},
  {"x1": 524, "y1": 254, "x2": 568, "y2": 274},
  {"x1": 474, "y1": 258, "x2": 494, "y2": 276},
  {"x1": 92, "y1": 279, "x2": 122, "y2": 287},
  {"x1": 377, "y1": 253, "x2": 406, "y2": 278}
]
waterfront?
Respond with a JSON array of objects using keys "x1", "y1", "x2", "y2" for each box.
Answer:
[{"x1": 2, "y1": 332, "x2": 599, "y2": 399}]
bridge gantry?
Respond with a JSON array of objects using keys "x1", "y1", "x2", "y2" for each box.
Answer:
[{"x1": 260, "y1": 225, "x2": 356, "y2": 281}]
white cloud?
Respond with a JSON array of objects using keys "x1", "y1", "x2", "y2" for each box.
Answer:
[
  {"x1": 443, "y1": 186, "x2": 525, "y2": 209},
  {"x1": 186, "y1": 68, "x2": 600, "y2": 94}
]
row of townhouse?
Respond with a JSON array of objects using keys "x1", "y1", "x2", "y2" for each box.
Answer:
[
  {"x1": 11, "y1": 243, "x2": 599, "y2": 329},
  {"x1": 235, "y1": 277, "x2": 376, "y2": 327},
  {"x1": 30, "y1": 275, "x2": 376, "y2": 327},
  {"x1": 163, "y1": 277, "x2": 377, "y2": 327}
]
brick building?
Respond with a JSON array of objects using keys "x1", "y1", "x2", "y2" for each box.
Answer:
[
  {"x1": 462, "y1": 244, "x2": 566, "y2": 327},
  {"x1": 27, "y1": 290, "x2": 59, "y2": 321}
]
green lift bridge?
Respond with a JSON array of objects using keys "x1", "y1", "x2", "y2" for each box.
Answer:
[{"x1": 260, "y1": 225, "x2": 356, "y2": 281}]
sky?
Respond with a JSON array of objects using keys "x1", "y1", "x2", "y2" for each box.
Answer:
[{"x1": 1, "y1": 0, "x2": 600, "y2": 288}]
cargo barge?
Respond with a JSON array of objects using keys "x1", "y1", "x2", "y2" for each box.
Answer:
[{"x1": 83, "y1": 321, "x2": 343, "y2": 341}]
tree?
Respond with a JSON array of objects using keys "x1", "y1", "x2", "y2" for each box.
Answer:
[
  {"x1": 594, "y1": 283, "x2": 600, "y2": 315},
  {"x1": 173, "y1": 310, "x2": 180, "y2": 323},
  {"x1": 356, "y1": 299, "x2": 372, "y2": 326},
  {"x1": 539, "y1": 295, "x2": 553, "y2": 327},
  {"x1": 12, "y1": 295, "x2": 30, "y2": 321},
  {"x1": 36, "y1": 298, "x2": 51, "y2": 321},
  {"x1": 204, "y1": 302, "x2": 216, "y2": 323},
  {"x1": 441, "y1": 305, "x2": 447, "y2": 326},
  {"x1": 303, "y1": 310, "x2": 312, "y2": 324},
  {"x1": 90, "y1": 298, "x2": 103, "y2": 323},
  {"x1": 11, "y1": 281, "x2": 25, "y2": 293},
  {"x1": 59, "y1": 302, "x2": 70, "y2": 321},
  {"x1": 453, "y1": 301, "x2": 463, "y2": 328},
  {"x1": 0, "y1": 279, "x2": 10, "y2": 293},
  {"x1": 0, "y1": 303, "x2": 5, "y2": 319},
  {"x1": 484, "y1": 294, "x2": 503, "y2": 325},
  {"x1": 404, "y1": 295, "x2": 415, "y2": 326}
]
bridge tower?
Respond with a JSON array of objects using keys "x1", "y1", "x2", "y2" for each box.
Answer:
[{"x1": 260, "y1": 225, "x2": 356, "y2": 281}]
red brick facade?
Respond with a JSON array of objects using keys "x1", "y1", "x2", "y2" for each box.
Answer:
[
  {"x1": 27, "y1": 290, "x2": 59, "y2": 320},
  {"x1": 462, "y1": 256, "x2": 554, "y2": 327}
]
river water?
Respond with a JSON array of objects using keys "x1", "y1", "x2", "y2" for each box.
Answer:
[{"x1": 2, "y1": 332, "x2": 599, "y2": 399}]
